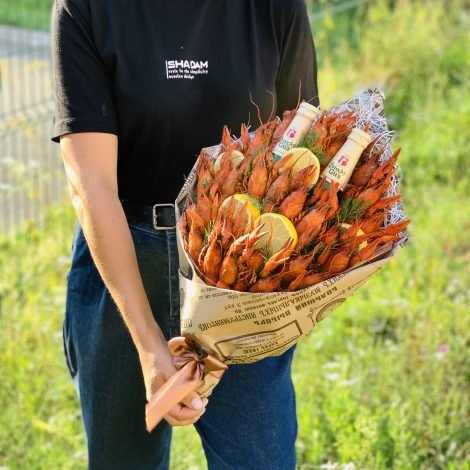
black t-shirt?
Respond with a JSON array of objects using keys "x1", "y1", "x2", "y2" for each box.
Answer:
[{"x1": 52, "y1": 0, "x2": 319, "y2": 204}]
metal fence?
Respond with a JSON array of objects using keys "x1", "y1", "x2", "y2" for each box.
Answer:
[
  {"x1": 0, "y1": 1, "x2": 64, "y2": 236},
  {"x1": 0, "y1": 0, "x2": 368, "y2": 237}
]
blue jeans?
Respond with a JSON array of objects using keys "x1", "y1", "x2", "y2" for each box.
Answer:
[{"x1": 63, "y1": 221, "x2": 297, "y2": 470}]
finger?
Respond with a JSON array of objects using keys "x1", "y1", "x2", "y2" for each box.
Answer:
[
  {"x1": 165, "y1": 405, "x2": 206, "y2": 426},
  {"x1": 170, "y1": 403, "x2": 204, "y2": 421},
  {"x1": 180, "y1": 392, "x2": 204, "y2": 411},
  {"x1": 165, "y1": 413, "x2": 203, "y2": 427},
  {"x1": 169, "y1": 403, "x2": 202, "y2": 423}
]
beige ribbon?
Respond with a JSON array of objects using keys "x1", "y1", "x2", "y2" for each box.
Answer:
[{"x1": 145, "y1": 337, "x2": 228, "y2": 432}]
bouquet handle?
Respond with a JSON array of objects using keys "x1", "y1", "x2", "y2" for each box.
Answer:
[{"x1": 145, "y1": 337, "x2": 228, "y2": 432}]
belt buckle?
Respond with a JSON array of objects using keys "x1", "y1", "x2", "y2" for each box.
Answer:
[{"x1": 152, "y1": 203, "x2": 176, "y2": 231}]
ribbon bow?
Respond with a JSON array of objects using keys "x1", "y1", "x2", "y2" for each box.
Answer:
[{"x1": 145, "y1": 336, "x2": 228, "y2": 432}]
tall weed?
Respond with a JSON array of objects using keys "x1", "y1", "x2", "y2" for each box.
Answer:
[
  {"x1": 318, "y1": 0, "x2": 469, "y2": 187},
  {"x1": 359, "y1": 0, "x2": 469, "y2": 125}
]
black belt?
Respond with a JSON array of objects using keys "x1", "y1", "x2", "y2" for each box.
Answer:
[{"x1": 121, "y1": 200, "x2": 176, "y2": 230}]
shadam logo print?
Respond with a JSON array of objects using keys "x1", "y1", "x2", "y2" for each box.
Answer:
[{"x1": 165, "y1": 59, "x2": 209, "y2": 80}]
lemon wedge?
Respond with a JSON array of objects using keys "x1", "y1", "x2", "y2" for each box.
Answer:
[
  {"x1": 219, "y1": 194, "x2": 261, "y2": 231},
  {"x1": 340, "y1": 223, "x2": 367, "y2": 250},
  {"x1": 213, "y1": 150, "x2": 245, "y2": 174},
  {"x1": 278, "y1": 147, "x2": 320, "y2": 186},
  {"x1": 254, "y1": 213, "x2": 298, "y2": 253}
]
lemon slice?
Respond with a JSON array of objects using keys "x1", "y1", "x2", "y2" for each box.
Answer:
[
  {"x1": 340, "y1": 223, "x2": 367, "y2": 250},
  {"x1": 219, "y1": 194, "x2": 261, "y2": 231},
  {"x1": 236, "y1": 193, "x2": 260, "y2": 207},
  {"x1": 213, "y1": 150, "x2": 245, "y2": 174},
  {"x1": 254, "y1": 213, "x2": 298, "y2": 253},
  {"x1": 278, "y1": 147, "x2": 320, "y2": 186}
]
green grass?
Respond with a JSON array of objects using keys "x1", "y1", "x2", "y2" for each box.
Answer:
[
  {"x1": 0, "y1": 0, "x2": 52, "y2": 31},
  {"x1": 1, "y1": 183, "x2": 468, "y2": 470},
  {"x1": 1, "y1": 0, "x2": 469, "y2": 468}
]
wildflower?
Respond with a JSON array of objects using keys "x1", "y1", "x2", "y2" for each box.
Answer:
[
  {"x1": 438, "y1": 344, "x2": 449, "y2": 353},
  {"x1": 435, "y1": 343, "x2": 450, "y2": 360}
]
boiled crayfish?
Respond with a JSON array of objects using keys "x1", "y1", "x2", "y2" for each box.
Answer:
[{"x1": 179, "y1": 107, "x2": 409, "y2": 292}]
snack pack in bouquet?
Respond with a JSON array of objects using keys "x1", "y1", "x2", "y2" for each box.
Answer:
[{"x1": 146, "y1": 89, "x2": 410, "y2": 431}]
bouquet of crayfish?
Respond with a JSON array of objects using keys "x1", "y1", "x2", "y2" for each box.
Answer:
[
  {"x1": 178, "y1": 96, "x2": 410, "y2": 294},
  {"x1": 145, "y1": 89, "x2": 410, "y2": 432}
]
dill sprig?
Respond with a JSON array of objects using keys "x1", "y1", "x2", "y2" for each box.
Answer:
[
  {"x1": 242, "y1": 193, "x2": 263, "y2": 212},
  {"x1": 295, "y1": 130, "x2": 328, "y2": 166},
  {"x1": 297, "y1": 130, "x2": 318, "y2": 150},
  {"x1": 261, "y1": 245, "x2": 273, "y2": 261},
  {"x1": 203, "y1": 220, "x2": 215, "y2": 246},
  {"x1": 244, "y1": 162, "x2": 253, "y2": 178},
  {"x1": 300, "y1": 240, "x2": 322, "y2": 256},
  {"x1": 311, "y1": 147, "x2": 328, "y2": 166},
  {"x1": 336, "y1": 197, "x2": 367, "y2": 223},
  {"x1": 260, "y1": 196, "x2": 269, "y2": 211}
]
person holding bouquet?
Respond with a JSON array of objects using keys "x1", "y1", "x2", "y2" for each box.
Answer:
[{"x1": 52, "y1": 0, "x2": 318, "y2": 468}]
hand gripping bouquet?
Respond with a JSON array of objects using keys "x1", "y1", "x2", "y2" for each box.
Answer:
[{"x1": 146, "y1": 89, "x2": 410, "y2": 431}]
